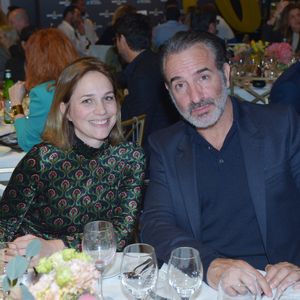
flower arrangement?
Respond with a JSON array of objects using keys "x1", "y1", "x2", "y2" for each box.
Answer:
[
  {"x1": 250, "y1": 40, "x2": 268, "y2": 55},
  {"x1": 28, "y1": 248, "x2": 98, "y2": 300},
  {"x1": 265, "y1": 42, "x2": 293, "y2": 64}
]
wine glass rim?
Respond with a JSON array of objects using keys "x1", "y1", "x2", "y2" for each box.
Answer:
[
  {"x1": 123, "y1": 243, "x2": 155, "y2": 254},
  {"x1": 170, "y1": 247, "x2": 200, "y2": 259},
  {"x1": 83, "y1": 220, "x2": 114, "y2": 231}
]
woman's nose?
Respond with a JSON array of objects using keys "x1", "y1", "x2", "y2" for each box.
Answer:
[{"x1": 94, "y1": 100, "x2": 106, "y2": 114}]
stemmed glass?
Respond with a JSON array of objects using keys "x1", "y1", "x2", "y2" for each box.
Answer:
[
  {"x1": 168, "y1": 247, "x2": 203, "y2": 300},
  {"x1": 82, "y1": 221, "x2": 117, "y2": 300},
  {"x1": 120, "y1": 243, "x2": 158, "y2": 300}
]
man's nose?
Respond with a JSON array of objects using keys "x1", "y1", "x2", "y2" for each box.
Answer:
[{"x1": 188, "y1": 83, "x2": 203, "y2": 103}]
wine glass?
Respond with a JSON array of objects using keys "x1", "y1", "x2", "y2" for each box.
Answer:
[
  {"x1": 168, "y1": 247, "x2": 203, "y2": 300},
  {"x1": 120, "y1": 243, "x2": 158, "y2": 300},
  {"x1": 82, "y1": 221, "x2": 117, "y2": 300}
]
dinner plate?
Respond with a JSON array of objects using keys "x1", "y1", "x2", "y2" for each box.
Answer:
[
  {"x1": 0, "y1": 145, "x2": 11, "y2": 156},
  {"x1": 103, "y1": 252, "x2": 122, "y2": 279}
]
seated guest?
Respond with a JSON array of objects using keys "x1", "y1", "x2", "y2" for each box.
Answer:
[
  {"x1": 7, "y1": 7, "x2": 29, "y2": 34},
  {"x1": 114, "y1": 13, "x2": 179, "y2": 157},
  {"x1": 57, "y1": 5, "x2": 91, "y2": 56},
  {"x1": 141, "y1": 31, "x2": 300, "y2": 298},
  {"x1": 152, "y1": 6, "x2": 188, "y2": 50},
  {"x1": 190, "y1": 5, "x2": 217, "y2": 34},
  {"x1": 8, "y1": 28, "x2": 79, "y2": 152},
  {"x1": 269, "y1": 60, "x2": 300, "y2": 113},
  {"x1": 0, "y1": 57, "x2": 146, "y2": 257},
  {"x1": 263, "y1": 2, "x2": 300, "y2": 53}
]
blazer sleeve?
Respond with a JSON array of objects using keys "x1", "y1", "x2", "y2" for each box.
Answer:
[
  {"x1": 14, "y1": 84, "x2": 54, "y2": 152},
  {"x1": 140, "y1": 135, "x2": 224, "y2": 280}
]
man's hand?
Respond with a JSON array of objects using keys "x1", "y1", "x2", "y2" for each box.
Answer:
[
  {"x1": 265, "y1": 262, "x2": 300, "y2": 297},
  {"x1": 207, "y1": 258, "x2": 273, "y2": 297}
]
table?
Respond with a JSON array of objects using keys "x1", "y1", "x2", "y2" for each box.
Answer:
[
  {"x1": 0, "y1": 124, "x2": 26, "y2": 183},
  {"x1": 230, "y1": 76, "x2": 275, "y2": 105}
]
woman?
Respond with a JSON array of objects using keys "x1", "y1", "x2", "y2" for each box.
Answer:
[
  {"x1": 263, "y1": 2, "x2": 300, "y2": 53},
  {"x1": 0, "y1": 57, "x2": 145, "y2": 257},
  {"x1": 8, "y1": 28, "x2": 79, "y2": 152}
]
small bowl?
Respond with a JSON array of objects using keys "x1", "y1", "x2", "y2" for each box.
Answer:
[{"x1": 252, "y1": 80, "x2": 266, "y2": 88}]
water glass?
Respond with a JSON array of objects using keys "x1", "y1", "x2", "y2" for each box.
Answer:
[
  {"x1": 120, "y1": 243, "x2": 158, "y2": 300},
  {"x1": 168, "y1": 247, "x2": 203, "y2": 300}
]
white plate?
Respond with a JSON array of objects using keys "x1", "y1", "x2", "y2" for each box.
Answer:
[
  {"x1": 103, "y1": 252, "x2": 122, "y2": 279},
  {"x1": 0, "y1": 145, "x2": 11, "y2": 156}
]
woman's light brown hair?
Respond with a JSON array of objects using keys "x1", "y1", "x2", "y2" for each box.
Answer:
[{"x1": 43, "y1": 57, "x2": 123, "y2": 150}]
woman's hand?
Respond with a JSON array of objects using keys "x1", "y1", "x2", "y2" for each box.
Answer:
[
  {"x1": 12, "y1": 234, "x2": 65, "y2": 265},
  {"x1": 9, "y1": 81, "x2": 26, "y2": 106}
]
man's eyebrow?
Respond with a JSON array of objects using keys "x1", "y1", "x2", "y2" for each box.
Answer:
[{"x1": 169, "y1": 67, "x2": 211, "y2": 84}]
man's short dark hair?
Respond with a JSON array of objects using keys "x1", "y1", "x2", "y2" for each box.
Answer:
[
  {"x1": 63, "y1": 5, "x2": 78, "y2": 19},
  {"x1": 161, "y1": 31, "x2": 227, "y2": 79},
  {"x1": 114, "y1": 13, "x2": 152, "y2": 51},
  {"x1": 165, "y1": 7, "x2": 181, "y2": 21}
]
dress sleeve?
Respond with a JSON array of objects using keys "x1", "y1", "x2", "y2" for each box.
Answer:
[
  {"x1": 112, "y1": 145, "x2": 146, "y2": 251},
  {"x1": 0, "y1": 147, "x2": 41, "y2": 241},
  {"x1": 14, "y1": 84, "x2": 54, "y2": 152}
]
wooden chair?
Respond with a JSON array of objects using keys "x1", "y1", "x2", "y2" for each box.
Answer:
[{"x1": 121, "y1": 114, "x2": 146, "y2": 146}]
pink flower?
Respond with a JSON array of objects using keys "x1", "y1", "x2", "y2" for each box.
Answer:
[
  {"x1": 265, "y1": 42, "x2": 293, "y2": 64},
  {"x1": 78, "y1": 294, "x2": 97, "y2": 300}
]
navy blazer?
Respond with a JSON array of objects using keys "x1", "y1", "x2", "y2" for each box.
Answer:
[
  {"x1": 270, "y1": 61, "x2": 300, "y2": 114},
  {"x1": 141, "y1": 98, "x2": 300, "y2": 274}
]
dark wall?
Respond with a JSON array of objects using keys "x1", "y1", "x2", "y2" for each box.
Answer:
[{"x1": 10, "y1": 0, "x2": 176, "y2": 37}]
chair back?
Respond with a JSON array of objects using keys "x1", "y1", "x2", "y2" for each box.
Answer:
[{"x1": 121, "y1": 114, "x2": 146, "y2": 146}]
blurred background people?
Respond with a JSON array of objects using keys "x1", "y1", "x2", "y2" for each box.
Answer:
[
  {"x1": 190, "y1": 5, "x2": 217, "y2": 34},
  {"x1": 263, "y1": 2, "x2": 300, "y2": 53},
  {"x1": 8, "y1": 28, "x2": 79, "y2": 152},
  {"x1": 71, "y1": 0, "x2": 99, "y2": 45},
  {"x1": 0, "y1": 57, "x2": 145, "y2": 256},
  {"x1": 114, "y1": 13, "x2": 179, "y2": 158},
  {"x1": 98, "y1": 4, "x2": 137, "y2": 46},
  {"x1": 152, "y1": 6, "x2": 188, "y2": 50},
  {"x1": 5, "y1": 25, "x2": 36, "y2": 82},
  {"x1": 0, "y1": 25, "x2": 18, "y2": 78},
  {"x1": 57, "y1": 5, "x2": 91, "y2": 56},
  {"x1": 7, "y1": 7, "x2": 29, "y2": 34}
]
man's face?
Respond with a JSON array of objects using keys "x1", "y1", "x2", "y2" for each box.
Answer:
[
  {"x1": 71, "y1": 8, "x2": 82, "y2": 27},
  {"x1": 164, "y1": 43, "x2": 230, "y2": 129}
]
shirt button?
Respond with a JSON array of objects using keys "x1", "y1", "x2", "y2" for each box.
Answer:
[{"x1": 219, "y1": 158, "x2": 224, "y2": 164}]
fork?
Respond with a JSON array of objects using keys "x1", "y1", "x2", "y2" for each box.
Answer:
[{"x1": 123, "y1": 257, "x2": 153, "y2": 279}]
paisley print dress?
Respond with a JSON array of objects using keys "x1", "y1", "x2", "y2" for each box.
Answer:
[{"x1": 0, "y1": 138, "x2": 145, "y2": 251}]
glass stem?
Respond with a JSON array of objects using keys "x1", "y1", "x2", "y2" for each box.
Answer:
[{"x1": 97, "y1": 271, "x2": 104, "y2": 300}]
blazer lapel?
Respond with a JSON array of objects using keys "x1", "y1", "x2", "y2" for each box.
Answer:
[
  {"x1": 238, "y1": 110, "x2": 267, "y2": 247},
  {"x1": 175, "y1": 134, "x2": 201, "y2": 239}
]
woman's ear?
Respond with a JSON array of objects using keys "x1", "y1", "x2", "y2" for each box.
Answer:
[{"x1": 60, "y1": 102, "x2": 71, "y2": 121}]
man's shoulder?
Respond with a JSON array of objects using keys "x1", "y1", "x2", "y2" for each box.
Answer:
[{"x1": 149, "y1": 121, "x2": 187, "y2": 145}]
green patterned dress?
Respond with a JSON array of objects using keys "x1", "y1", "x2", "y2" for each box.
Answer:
[{"x1": 0, "y1": 138, "x2": 145, "y2": 251}]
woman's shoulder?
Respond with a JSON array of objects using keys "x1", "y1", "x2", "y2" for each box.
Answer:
[{"x1": 30, "y1": 81, "x2": 55, "y2": 94}]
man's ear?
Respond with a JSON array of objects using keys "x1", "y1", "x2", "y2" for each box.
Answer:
[
  {"x1": 223, "y1": 63, "x2": 231, "y2": 88},
  {"x1": 60, "y1": 102, "x2": 71, "y2": 121},
  {"x1": 164, "y1": 82, "x2": 169, "y2": 91}
]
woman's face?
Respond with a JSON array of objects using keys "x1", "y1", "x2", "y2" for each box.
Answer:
[
  {"x1": 61, "y1": 71, "x2": 117, "y2": 148},
  {"x1": 288, "y1": 8, "x2": 300, "y2": 33}
]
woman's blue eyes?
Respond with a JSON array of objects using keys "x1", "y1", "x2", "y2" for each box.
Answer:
[{"x1": 81, "y1": 95, "x2": 115, "y2": 103}]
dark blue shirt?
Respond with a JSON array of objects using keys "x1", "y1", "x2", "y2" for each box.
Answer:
[{"x1": 187, "y1": 101, "x2": 269, "y2": 270}]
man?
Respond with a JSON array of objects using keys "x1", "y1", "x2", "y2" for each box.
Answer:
[
  {"x1": 114, "y1": 13, "x2": 179, "y2": 157},
  {"x1": 140, "y1": 31, "x2": 300, "y2": 297},
  {"x1": 7, "y1": 7, "x2": 29, "y2": 34},
  {"x1": 270, "y1": 61, "x2": 300, "y2": 114},
  {"x1": 57, "y1": 5, "x2": 90, "y2": 56},
  {"x1": 152, "y1": 6, "x2": 188, "y2": 49},
  {"x1": 71, "y1": 0, "x2": 99, "y2": 45}
]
